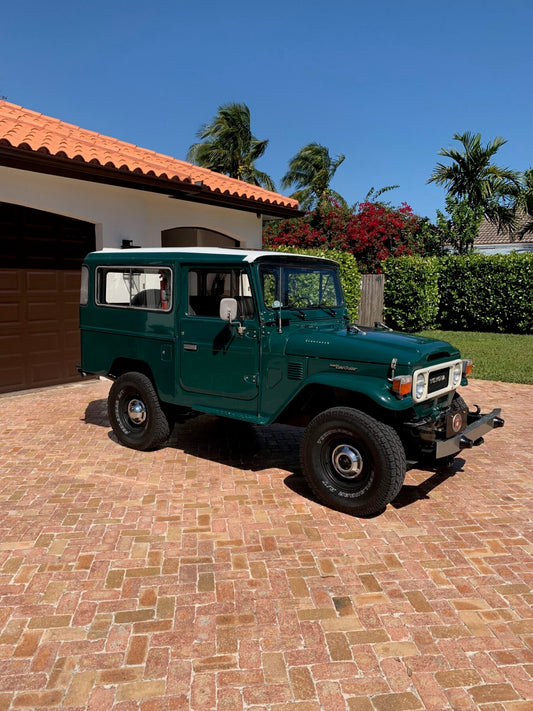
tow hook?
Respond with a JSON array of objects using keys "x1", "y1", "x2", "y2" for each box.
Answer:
[
  {"x1": 459, "y1": 435, "x2": 485, "y2": 450},
  {"x1": 459, "y1": 435, "x2": 473, "y2": 450}
]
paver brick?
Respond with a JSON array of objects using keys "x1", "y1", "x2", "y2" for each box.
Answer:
[{"x1": 0, "y1": 379, "x2": 531, "y2": 710}]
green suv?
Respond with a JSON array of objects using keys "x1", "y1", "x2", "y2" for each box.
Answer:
[{"x1": 79, "y1": 247, "x2": 503, "y2": 516}]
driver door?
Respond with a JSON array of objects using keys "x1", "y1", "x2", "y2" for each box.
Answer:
[{"x1": 179, "y1": 266, "x2": 260, "y2": 413}]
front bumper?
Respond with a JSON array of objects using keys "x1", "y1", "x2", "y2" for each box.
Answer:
[{"x1": 435, "y1": 408, "x2": 504, "y2": 459}]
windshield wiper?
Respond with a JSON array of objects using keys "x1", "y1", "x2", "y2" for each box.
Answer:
[
  {"x1": 286, "y1": 303, "x2": 306, "y2": 319},
  {"x1": 315, "y1": 303, "x2": 337, "y2": 316}
]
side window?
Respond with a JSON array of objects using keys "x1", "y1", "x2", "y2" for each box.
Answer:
[
  {"x1": 96, "y1": 267, "x2": 172, "y2": 311},
  {"x1": 187, "y1": 268, "x2": 254, "y2": 318}
]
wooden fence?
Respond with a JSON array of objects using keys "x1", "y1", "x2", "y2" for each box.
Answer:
[{"x1": 358, "y1": 274, "x2": 385, "y2": 325}]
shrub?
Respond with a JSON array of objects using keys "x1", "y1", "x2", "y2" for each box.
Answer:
[
  {"x1": 383, "y1": 256, "x2": 441, "y2": 331},
  {"x1": 384, "y1": 252, "x2": 533, "y2": 334},
  {"x1": 438, "y1": 253, "x2": 533, "y2": 333},
  {"x1": 266, "y1": 245, "x2": 361, "y2": 321}
]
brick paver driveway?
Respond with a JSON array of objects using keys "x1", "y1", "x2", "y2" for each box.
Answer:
[{"x1": 0, "y1": 378, "x2": 531, "y2": 710}]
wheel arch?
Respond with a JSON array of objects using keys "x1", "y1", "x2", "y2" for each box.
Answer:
[
  {"x1": 276, "y1": 382, "x2": 392, "y2": 427},
  {"x1": 108, "y1": 358, "x2": 155, "y2": 383}
]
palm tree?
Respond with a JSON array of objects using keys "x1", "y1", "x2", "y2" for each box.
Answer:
[
  {"x1": 187, "y1": 103, "x2": 275, "y2": 191},
  {"x1": 512, "y1": 168, "x2": 533, "y2": 239},
  {"x1": 281, "y1": 143, "x2": 346, "y2": 211},
  {"x1": 428, "y1": 132, "x2": 519, "y2": 227}
]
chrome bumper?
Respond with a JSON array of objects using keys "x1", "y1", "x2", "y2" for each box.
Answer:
[{"x1": 435, "y1": 408, "x2": 504, "y2": 459}]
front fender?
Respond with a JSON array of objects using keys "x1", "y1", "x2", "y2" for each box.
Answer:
[{"x1": 304, "y1": 372, "x2": 414, "y2": 413}]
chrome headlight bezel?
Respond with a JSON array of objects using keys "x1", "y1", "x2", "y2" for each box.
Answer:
[{"x1": 415, "y1": 372, "x2": 426, "y2": 400}]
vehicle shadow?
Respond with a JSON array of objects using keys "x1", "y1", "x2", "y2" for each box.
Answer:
[
  {"x1": 83, "y1": 398, "x2": 110, "y2": 427},
  {"x1": 83, "y1": 398, "x2": 303, "y2": 473},
  {"x1": 167, "y1": 416, "x2": 303, "y2": 473},
  {"x1": 83, "y1": 398, "x2": 465, "y2": 512},
  {"x1": 391, "y1": 457, "x2": 466, "y2": 509}
]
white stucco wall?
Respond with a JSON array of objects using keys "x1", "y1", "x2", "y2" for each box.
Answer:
[
  {"x1": 0, "y1": 166, "x2": 264, "y2": 249},
  {"x1": 476, "y1": 244, "x2": 533, "y2": 255}
]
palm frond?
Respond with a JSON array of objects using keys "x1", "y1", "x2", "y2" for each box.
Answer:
[{"x1": 186, "y1": 102, "x2": 274, "y2": 187}]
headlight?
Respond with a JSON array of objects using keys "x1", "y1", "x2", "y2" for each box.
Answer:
[
  {"x1": 452, "y1": 362, "x2": 462, "y2": 386},
  {"x1": 415, "y1": 373, "x2": 426, "y2": 400}
]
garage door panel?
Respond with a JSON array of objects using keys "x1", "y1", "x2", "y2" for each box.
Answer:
[
  {"x1": 0, "y1": 363, "x2": 26, "y2": 391},
  {"x1": 26, "y1": 270, "x2": 61, "y2": 291},
  {"x1": 63, "y1": 272, "x2": 82, "y2": 290},
  {"x1": 28, "y1": 360, "x2": 65, "y2": 386},
  {"x1": 0, "y1": 301, "x2": 21, "y2": 324},
  {"x1": 27, "y1": 330, "x2": 60, "y2": 352},
  {"x1": 64, "y1": 329, "x2": 80, "y2": 350},
  {"x1": 0, "y1": 269, "x2": 21, "y2": 290},
  {"x1": 27, "y1": 301, "x2": 61, "y2": 324},
  {"x1": 0, "y1": 333, "x2": 23, "y2": 355}
]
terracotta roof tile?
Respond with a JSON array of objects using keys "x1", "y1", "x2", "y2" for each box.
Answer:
[
  {"x1": 0, "y1": 100, "x2": 298, "y2": 211},
  {"x1": 477, "y1": 217, "x2": 533, "y2": 244}
]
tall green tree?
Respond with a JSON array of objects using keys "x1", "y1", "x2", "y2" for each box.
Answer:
[
  {"x1": 187, "y1": 103, "x2": 275, "y2": 191},
  {"x1": 428, "y1": 132, "x2": 519, "y2": 227},
  {"x1": 281, "y1": 143, "x2": 346, "y2": 211},
  {"x1": 435, "y1": 196, "x2": 484, "y2": 255}
]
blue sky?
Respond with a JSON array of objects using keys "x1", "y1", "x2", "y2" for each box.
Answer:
[{"x1": 2, "y1": 0, "x2": 532, "y2": 219}]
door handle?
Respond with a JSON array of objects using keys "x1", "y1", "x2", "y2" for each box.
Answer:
[{"x1": 183, "y1": 343, "x2": 198, "y2": 351}]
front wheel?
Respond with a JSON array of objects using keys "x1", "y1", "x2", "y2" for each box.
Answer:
[
  {"x1": 300, "y1": 407, "x2": 406, "y2": 516},
  {"x1": 108, "y1": 372, "x2": 170, "y2": 451}
]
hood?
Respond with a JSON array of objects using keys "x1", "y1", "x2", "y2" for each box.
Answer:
[{"x1": 284, "y1": 326, "x2": 460, "y2": 367}]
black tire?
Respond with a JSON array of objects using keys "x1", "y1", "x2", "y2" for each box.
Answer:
[
  {"x1": 300, "y1": 407, "x2": 406, "y2": 516},
  {"x1": 108, "y1": 372, "x2": 170, "y2": 451}
]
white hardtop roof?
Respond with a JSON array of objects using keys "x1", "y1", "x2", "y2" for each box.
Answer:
[{"x1": 97, "y1": 247, "x2": 336, "y2": 264}]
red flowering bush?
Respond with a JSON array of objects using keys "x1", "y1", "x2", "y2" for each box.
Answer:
[
  {"x1": 263, "y1": 198, "x2": 425, "y2": 273},
  {"x1": 344, "y1": 201, "x2": 423, "y2": 273}
]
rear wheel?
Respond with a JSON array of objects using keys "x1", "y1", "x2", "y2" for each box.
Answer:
[
  {"x1": 301, "y1": 407, "x2": 406, "y2": 516},
  {"x1": 108, "y1": 372, "x2": 170, "y2": 451}
]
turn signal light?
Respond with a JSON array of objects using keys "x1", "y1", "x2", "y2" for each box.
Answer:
[
  {"x1": 462, "y1": 359, "x2": 473, "y2": 376},
  {"x1": 391, "y1": 375, "x2": 412, "y2": 398}
]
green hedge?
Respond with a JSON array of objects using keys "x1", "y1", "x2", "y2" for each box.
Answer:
[
  {"x1": 383, "y1": 253, "x2": 533, "y2": 334},
  {"x1": 383, "y1": 256, "x2": 441, "y2": 331},
  {"x1": 267, "y1": 245, "x2": 361, "y2": 320}
]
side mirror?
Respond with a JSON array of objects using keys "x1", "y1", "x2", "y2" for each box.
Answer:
[{"x1": 219, "y1": 297, "x2": 238, "y2": 322}]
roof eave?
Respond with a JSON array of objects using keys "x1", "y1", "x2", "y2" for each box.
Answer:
[{"x1": 0, "y1": 145, "x2": 302, "y2": 219}]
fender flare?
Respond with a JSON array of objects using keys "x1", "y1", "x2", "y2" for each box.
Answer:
[{"x1": 301, "y1": 372, "x2": 413, "y2": 413}]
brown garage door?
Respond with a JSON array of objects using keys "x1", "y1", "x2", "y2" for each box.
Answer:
[{"x1": 0, "y1": 202, "x2": 95, "y2": 394}]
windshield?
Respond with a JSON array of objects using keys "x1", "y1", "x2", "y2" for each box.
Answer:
[{"x1": 259, "y1": 262, "x2": 343, "y2": 310}]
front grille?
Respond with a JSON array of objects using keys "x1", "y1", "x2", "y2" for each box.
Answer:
[{"x1": 427, "y1": 367, "x2": 449, "y2": 394}]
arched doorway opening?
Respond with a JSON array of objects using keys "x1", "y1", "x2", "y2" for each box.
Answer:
[{"x1": 161, "y1": 227, "x2": 240, "y2": 249}]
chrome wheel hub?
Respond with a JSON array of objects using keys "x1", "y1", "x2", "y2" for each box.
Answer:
[
  {"x1": 127, "y1": 398, "x2": 147, "y2": 425},
  {"x1": 331, "y1": 444, "x2": 363, "y2": 479}
]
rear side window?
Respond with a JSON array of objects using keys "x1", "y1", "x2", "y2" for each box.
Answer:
[{"x1": 96, "y1": 266, "x2": 172, "y2": 311}]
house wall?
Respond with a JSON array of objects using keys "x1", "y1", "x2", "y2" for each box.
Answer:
[
  {"x1": 0, "y1": 166, "x2": 263, "y2": 249},
  {"x1": 476, "y1": 243, "x2": 533, "y2": 255}
]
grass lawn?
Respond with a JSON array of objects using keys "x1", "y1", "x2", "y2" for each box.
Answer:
[{"x1": 417, "y1": 330, "x2": 533, "y2": 385}]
